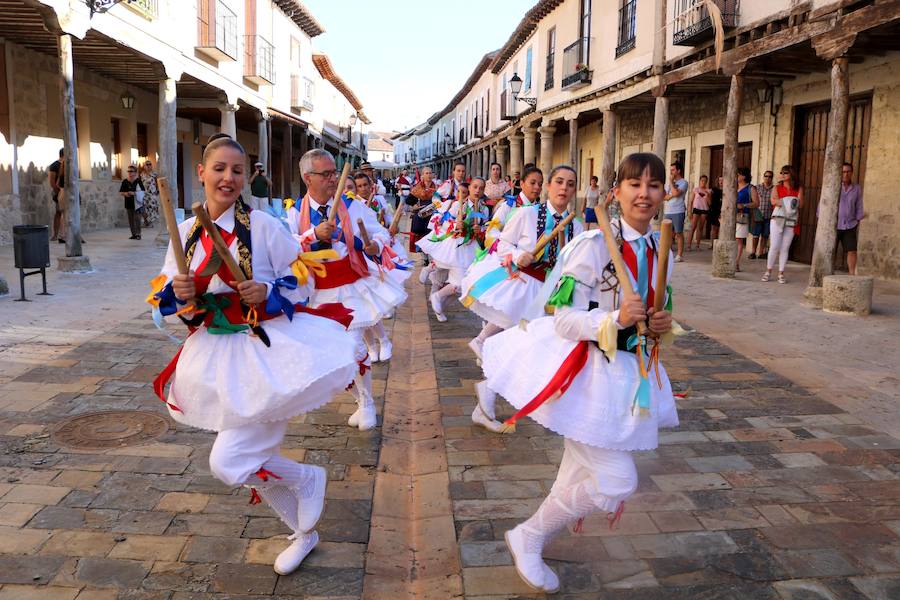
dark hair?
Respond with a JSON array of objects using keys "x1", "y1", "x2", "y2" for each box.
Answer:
[
  {"x1": 671, "y1": 160, "x2": 684, "y2": 174},
  {"x1": 523, "y1": 163, "x2": 535, "y2": 170},
  {"x1": 521, "y1": 166, "x2": 543, "y2": 181},
  {"x1": 58, "y1": 148, "x2": 64, "y2": 158},
  {"x1": 617, "y1": 153, "x2": 666, "y2": 184},
  {"x1": 548, "y1": 165, "x2": 576, "y2": 180},
  {"x1": 842, "y1": 162, "x2": 853, "y2": 170},
  {"x1": 780, "y1": 165, "x2": 795, "y2": 180},
  {"x1": 699, "y1": 174, "x2": 708, "y2": 182},
  {"x1": 458, "y1": 181, "x2": 469, "y2": 189},
  {"x1": 202, "y1": 134, "x2": 246, "y2": 166},
  {"x1": 590, "y1": 175, "x2": 599, "y2": 183},
  {"x1": 353, "y1": 171, "x2": 372, "y2": 184},
  {"x1": 453, "y1": 161, "x2": 466, "y2": 170},
  {"x1": 737, "y1": 167, "x2": 752, "y2": 182},
  {"x1": 470, "y1": 176, "x2": 486, "y2": 186},
  {"x1": 490, "y1": 162, "x2": 501, "y2": 170}
]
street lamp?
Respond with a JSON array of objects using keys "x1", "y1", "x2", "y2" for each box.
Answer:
[
  {"x1": 86, "y1": 0, "x2": 132, "y2": 16},
  {"x1": 509, "y1": 72, "x2": 536, "y2": 108},
  {"x1": 120, "y1": 90, "x2": 136, "y2": 109}
]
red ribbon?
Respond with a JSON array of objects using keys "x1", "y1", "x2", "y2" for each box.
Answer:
[
  {"x1": 254, "y1": 468, "x2": 282, "y2": 482},
  {"x1": 502, "y1": 341, "x2": 589, "y2": 427},
  {"x1": 296, "y1": 302, "x2": 354, "y2": 330},
  {"x1": 248, "y1": 488, "x2": 262, "y2": 505},
  {"x1": 153, "y1": 347, "x2": 184, "y2": 413}
]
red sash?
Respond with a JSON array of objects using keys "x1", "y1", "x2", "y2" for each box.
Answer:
[
  {"x1": 519, "y1": 264, "x2": 547, "y2": 282},
  {"x1": 314, "y1": 255, "x2": 365, "y2": 290}
]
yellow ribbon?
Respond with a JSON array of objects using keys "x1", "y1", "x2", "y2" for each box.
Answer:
[
  {"x1": 145, "y1": 274, "x2": 167, "y2": 308},
  {"x1": 291, "y1": 249, "x2": 340, "y2": 285},
  {"x1": 284, "y1": 198, "x2": 296, "y2": 211},
  {"x1": 596, "y1": 312, "x2": 619, "y2": 363}
]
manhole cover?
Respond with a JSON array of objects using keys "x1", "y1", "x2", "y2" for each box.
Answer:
[{"x1": 52, "y1": 411, "x2": 170, "y2": 450}]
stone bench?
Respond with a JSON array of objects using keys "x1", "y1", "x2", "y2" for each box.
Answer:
[{"x1": 823, "y1": 274, "x2": 874, "y2": 316}]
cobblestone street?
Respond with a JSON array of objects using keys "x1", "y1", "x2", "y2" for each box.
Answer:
[{"x1": 0, "y1": 233, "x2": 898, "y2": 599}]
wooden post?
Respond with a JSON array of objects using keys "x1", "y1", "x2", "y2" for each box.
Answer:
[
  {"x1": 508, "y1": 132, "x2": 523, "y2": 178},
  {"x1": 652, "y1": 0, "x2": 667, "y2": 75},
  {"x1": 652, "y1": 94, "x2": 669, "y2": 163},
  {"x1": 712, "y1": 73, "x2": 744, "y2": 278},
  {"x1": 58, "y1": 33, "x2": 84, "y2": 261},
  {"x1": 155, "y1": 77, "x2": 179, "y2": 247},
  {"x1": 599, "y1": 109, "x2": 617, "y2": 194},
  {"x1": 807, "y1": 56, "x2": 850, "y2": 295},
  {"x1": 522, "y1": 125, "x2": 537, "y2": 169}
]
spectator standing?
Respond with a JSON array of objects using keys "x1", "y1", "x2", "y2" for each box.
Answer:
[
  {"x1": 750, "y1": 170, "x2": 774, "y2": 259},
  {"x1": 511, "y1": 170, "x2": 522, "y2": 197},
  {"x1": 708, "y1": 175, "x2": 723, "y2": 241},
  {"x1": 663, "y1": 161, "x2": 688, "y2": 261},
  {"x1": 48, "y1": 148, "x2": 66, "y2": 243},
  {"x1": 483, "y1": 162, "x2": 511, "y2": 215},
  {"x1": 140, "y1": 160, "x2": 160, "y2": 227},
  {"x1": 688, "y1": 175, "x2": 710, "y2": 251},
  {"x1": 762, "y1": 165, "x2": 802, "y2": 284},
  {"x1": 361, "y1": 162, "x2": 387, "y2": 197},
  {"x1": 735, "y1": 167, "x2": 759, "y2": 272},
  {"x1": 120, "y1": 165, "x2": 145, "y2": 240},
  {"x1": 249, "y1": 162, "x2": 272, "y2": 211},
  {"x1": 838, "y1": 162, "x2": 865, "y2": 275},
  {"x1": 396, "y1": 169, "x2": 412, "y2": 208},
  {"x1": 583, "y1": 175, "x2": 601, "y2": 229}
]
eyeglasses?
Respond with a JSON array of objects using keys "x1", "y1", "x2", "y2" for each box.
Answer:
[
  {"x1": 309, "y1": 170, "x2": 337, "y2": 179},
  {"x1": 780, "y1": 171, "x2": 789, "y2": 175}
]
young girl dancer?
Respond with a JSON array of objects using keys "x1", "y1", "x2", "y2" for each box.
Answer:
[
  {"x1": 483, "y1": 166, "x2": 544, "y2": 248},
  {"x1": 461, "y1": 166, "x2": 583, "y2": 432},
  {"x1": 151, "y1": 136, "x2": 359, "y2": 576},
  {"x1": 481, "y1": 154, "x2": 678, "y2": 592}
]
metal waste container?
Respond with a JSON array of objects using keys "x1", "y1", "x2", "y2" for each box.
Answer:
[{"x1": 13, "y1": 225, "x2": 50, "y2": 269}]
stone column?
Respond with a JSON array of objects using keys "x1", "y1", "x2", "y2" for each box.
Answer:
[
  {"x1": 481, "y1": 148, "x2": 490, "y2": 177},
  {"x1": 539, "y1": 125, "x2": 556, "y2": 181},
  {"x1": 712, "y1": 74, "x2": 744, "y2": 278},
  {"x1": 806, "y1": 56, "x2": 851, "y2": 300},
  {"x1": 508, "y1": 133, "x2": 523, "y2": 177},
  {"x1": 522, "y1": 125, "x2": 537, "y2": 170},
  {"x1": 220, "y1": 103, "x2": 238, "y2": 137},
  {"x1": 495, "y1": 142, "x2": 508, "y2": 177},
  {"x1": 652, "y1": 94, "x2": 669, "y2": 163},
  {"x1": 599, "y1": 109, "x2": 617, "y2": 193},
  {"x1": 257, "y1": 114, "x2": 269, "y2": 173},
  {"x1": 567, "y1": 117, "x2": 580, "y2": 212},
  {"x1": 57, "y1": 33, "x2": 88, "y2": 270},
  {"x1": 155, "y1": 77, "x2": 178, "y2": 247}
]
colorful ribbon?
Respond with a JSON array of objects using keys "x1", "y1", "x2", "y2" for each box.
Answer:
[
  {"x1": 291, "y1": 249, "x2": 339, "y2": 285},
  {"x1": 265, "y1": 276, "x2": 298, "y2": 321}
]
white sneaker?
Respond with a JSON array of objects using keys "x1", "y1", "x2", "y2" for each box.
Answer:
[
  {"x1": 674, "y1": 255, "x2": 684, "y2": 263},
  {"x1": 273, "y1": 530, "x2": 318, "y2": 575},
  {"x1": 468, "y1": 337, "x2": 484, "y2": 360},
  {"x1": 472, "y1": 404, "x2": 505, "y2": 433},
  {"x1": 357, "y1": 403, "x2": 377, "y2": 431},
  {"x1": 504, "y1": 525, "x2": 557, "y2": 593},
  {"x1": 430, "y1": 293, "x2": 447, "y2": 322},
  {"x1": 418, "y1": 265, "x2": 432, "y2": 284},
  {"x1": 347, "y1": 407, "x2": 361, "y2": 428},
  {"x1": 378, "y1": 339, "x2": 393, "y2": 362},
  {"x1": 296, "y1": 465, "x2": 327, "y2": 533}
]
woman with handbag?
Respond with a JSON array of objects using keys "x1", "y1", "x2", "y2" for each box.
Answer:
[
  {"x1": 120, "y1": 164, "x2": 145, "y2": 240},
  {"x1": 762, "y1": 165, "x2": 803, "y2": 284},
  {"x1": 735, "y1": 168, "x2": 759, "y2": 272}
]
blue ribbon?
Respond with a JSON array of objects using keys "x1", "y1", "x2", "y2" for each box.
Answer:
[
  {"x1": 504, "y1": 193, "x2": 518, "y2": 207},
  {"x1": 265, "y1": 276, "x2": 298, "y2": 321},
  {"x1": 629, "y1": 237, "x2": 651, "y2": 414},
  {"x1": 466, "y1": 265, "x2": 513, "y2": 302},
  {"x1": 154, "y1": 282, "x2": 180, "y2": 317}
]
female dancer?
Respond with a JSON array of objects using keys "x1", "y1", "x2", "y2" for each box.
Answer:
[
  {"x1": 481, "y1": 154, "x2": 678, "y2": 592},
  {"x1": 484, "y1": 166, "x2": 544, "y2": 248},
  {"x1": 461, "y1": 166, "x2": 583, "y2": 432},
  {"x1": 151, "y1": 136, "x2": 359, "y2": 576}
]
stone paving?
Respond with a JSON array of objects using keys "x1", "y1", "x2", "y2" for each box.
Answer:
[{"x1": 0, "y1": 230, "x2": 898, "y2": 599}]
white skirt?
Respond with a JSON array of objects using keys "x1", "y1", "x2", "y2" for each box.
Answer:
[
  {"x1": 386, "y1": 237, "x2": 414, "y2": 287},
  {"x1": 460, "y1": 253, "x2": 544, "y2": 330},
  {"x1": 482, "y1": 317, "x2": 679, "y2": 451},
  {"x1": 416, "y1": 235, "x2": 478, "y2": 271},
  {"x1": 169, "y1": 312, "x2": 358, "y2": 432},
  {"x1": 310, "y1": 267, "x2": 408, "y2": 329}
]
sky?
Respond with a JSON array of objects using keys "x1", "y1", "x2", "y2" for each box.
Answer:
[{"x1": 303, "y1": 0, "x2": 536, "y2": 134}]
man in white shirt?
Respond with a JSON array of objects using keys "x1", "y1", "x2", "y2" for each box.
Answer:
[{"x1": 663, "y1": 160, "x2": 688, "y2": 262}]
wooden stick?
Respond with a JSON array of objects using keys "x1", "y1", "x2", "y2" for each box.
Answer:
[
  {"x1": 654, "y1": 219, "x2": 674, "y2": 313},
  {"x1": 595, "y1": 208, "x2": 648, "y2": 337},
  {"x1": 533, "y1": 212, "x2": 577, "y2": 255},
  {"x1": 158, "y1": 177, "x2": 187, "y2": 274},
  {"x1": 356, "y1": 218, "x2": 371, "y2": 248},
  {"x1": 328, "y1": 162, "x2": 352, "y2": 224},
  {"x1": 558, "y1": 228, "x2": 566, "y2": 250},
  {"x1": 191, "y1": 202, "x2": 246, "y2": 282}
]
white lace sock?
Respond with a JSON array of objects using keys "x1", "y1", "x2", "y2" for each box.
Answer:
[
  {"x1": 256, "y1": 455, "x2": 326, "y2": 531},
  {"x1": 354, "y1": 369, "x2": 375, "y2": 409},
  {"x1": 519, "y1": 479, "x2": 600, "y2": 553},
  {"x1": 436, "y1": 283, "x2": 458, "y2": 301},
  {"x1": 256, "y1": 485, "x2": 300, "y2": 532},
  {"x1": 372, "y1": 321, "x2": 388, "y2": 341},
  {"x1": 363, "y1": 327, "x2": 378, "y2": 352},
  {"x1": 476, "y1": 322, "x2": 503, "y2": 343}
]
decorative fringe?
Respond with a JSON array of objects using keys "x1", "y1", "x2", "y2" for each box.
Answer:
[
  {"x1": 573, "y1": 517, "x2": 585, "y2": 534},
  {"x1": 607, "y1": 501, "x2": 626, "y2": 530},
  {"x1": 248, "y1": 487, "x2": 262, "y2": 505},
  {"x1": 254, "y1": 468, "x2": 282, "y2": 482}
]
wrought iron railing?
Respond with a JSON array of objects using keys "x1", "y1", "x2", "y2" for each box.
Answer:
[
  {"x1": 197, "y1": 0, "x2": 238, "y2": 60},
  {"x1": 616, "y1": 0, "x2": 637, "y2": 57},
  {"x1": 673, "y1": 0, "x2": 739, "y2": 46},
  {"x1": 244, "y1": 35, "x2": 275, "y2": 83},
  {"x1": 562, "y1": 37, "x2": 592, "y2": 89}
]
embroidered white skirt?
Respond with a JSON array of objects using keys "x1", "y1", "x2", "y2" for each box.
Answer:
[
  {"x1": 416, "y1": 236, "x2": 478, "y2": 287},
  {"x1": 168, "y1": 312, "x2": 358, "y2": 432},
  {"x1": 460, "y1": 253, "x2": 545, "y2": 330},
  {"x1": 310, "y1": 268, "x2": 408, "y2": 329},
  {"x1": 482, "y1": 317, "x2": 679, "y2": 451}
]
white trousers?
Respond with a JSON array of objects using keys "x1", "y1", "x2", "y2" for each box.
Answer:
[
  {"x1": 250, "y1": 195, "x2": 270, "y2": 212},
  {"x1": 209, "y1": 420, "x2": 288, "y2": 487},
  {"x1": 550, "y1": 439, "x2": 638, "y2": 513},
  {"x1": 767, "y1": 219, "x2": 795, "y2": 272}
]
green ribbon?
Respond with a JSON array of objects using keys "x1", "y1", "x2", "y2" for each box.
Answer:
[
  {"x1": 194, "y1": 293, "x2": 249, "y2": 335},
  {"x1": 547, "y1": 275, "x2": 577, "y2": 308}
]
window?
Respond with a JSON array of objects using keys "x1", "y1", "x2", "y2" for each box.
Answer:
[
  {"x1": 545, "y1": 27, "x2": 556, "y2": 90},
  {"x1": 580, "y1": 0, "x2": 591, "y2": 64},
  {"x1": 290, "y1": 37, "x2": 301, "y2": 69},
  {"x1": 524, "y1": 47, "x2": 533, "y2": 91},
  {"x1": 617, "y1": 0, "x2": 638, "y2": 57},
  {"x1": 137, "y1": 122, "x2": 149, "y2": 158}
]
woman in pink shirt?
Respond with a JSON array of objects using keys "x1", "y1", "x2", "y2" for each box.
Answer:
[
  {"x1": 483, "y1": 162, "x2": 512, "y2": 215},
  {"x1": 688, "y1": 175, "x2": 710, "y2": 251}
]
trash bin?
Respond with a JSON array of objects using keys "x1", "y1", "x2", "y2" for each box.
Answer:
[{"x1": 13, "y1": 225, "x2": 50, "y2": 269}]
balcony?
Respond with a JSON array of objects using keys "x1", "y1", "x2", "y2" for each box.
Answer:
[
  {"x1": 673, "y1": 0, "x2": 739, "y2": 46},
  {"x1": 616, "y1": 0, "x2": 637, "y2": 57},
  {"x1": 196, "y1": 0, "x2": 238, "y2": 61},
  {"x1": 244, "y1": 35, "x2": 275, "y2": 85},
  {"x1": 500, "y1": 89, "x2": 516, "y2": 121},
  {"x1": 562, "y1": 38, "x2": 592, "y2": 90},
  {"x1": 124, "y1": 0, "x2": 157, "y2": 19},
  {"x1": 291, "y1": 75, "x2": 314, "y2": 112}
]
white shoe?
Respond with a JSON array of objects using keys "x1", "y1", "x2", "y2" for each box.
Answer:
[
  {"x1": 472, "y1": 382, "x2": 505, "y2": 433},
  {"x1": 418, "y1": 265, "x2": 432, "y2": 284},
  {"x1": 504, "y1": 525, "x2": 557, "y2": 593},
  {"x1": 384, "y1": 310, "x2": 395, "y2": 320},
  {"x1": 296, "y1": 465, "x2": 327, "y2": 532},
  {"x1": 348, "y1": 407, "x2": 361, "y2": 428},
  {"x1": 674, "y1": 255, "x2": 684, "y2": 263},
  {"x1": 468, "y1": 337, "x2": 483, "y2": 360},
  {"x1": 273, "y1": 530, "x2": 318, "y2": 575},
  {"x1": 430, "y1": 293, "x2": 447, "y2": 322},
  {"x1": 366, "y1": 341, "x2": 380, "y2": 363},
  {"x1": 357, "y1": 403, "x2": 377, "y2": 431},
  {"x1": 472, "y1": 404, "x2": 505, "y2": 433},
  {"x1": 378, "y1": 339, "x2": 393, "y2": 362}
]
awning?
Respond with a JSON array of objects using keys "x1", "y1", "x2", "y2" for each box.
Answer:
[{"x1": 368, "y1": 160, "x2": 399, "y2": 169}]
